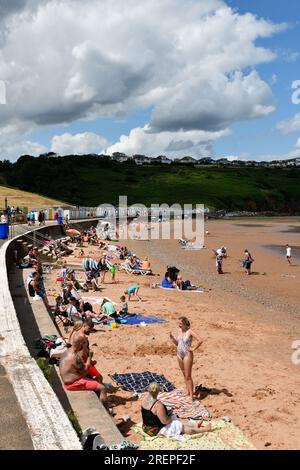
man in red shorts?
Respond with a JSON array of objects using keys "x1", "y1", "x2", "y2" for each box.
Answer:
[
  {"x1": 59, "y1": 336, "x2": 107, "y2": 404},
  {"x1": 69, "y1": 318, "x2": 103, "y2": 383}
]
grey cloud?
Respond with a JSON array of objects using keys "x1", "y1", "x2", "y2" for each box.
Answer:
[
  {"x1": 0, "y1": 0, "x2": 27, "y2": 18},
  {"x1": 165, "y1": 140, "x2": 195, "y2": 151}
]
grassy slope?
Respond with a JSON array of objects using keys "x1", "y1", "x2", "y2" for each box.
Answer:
[{"x1": 0, "y1": 185, "x2": 65, "y2": 210}]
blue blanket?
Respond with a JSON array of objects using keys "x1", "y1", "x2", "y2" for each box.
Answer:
[
  {"x1": 119, "y1": 314, "x2": 167, "y2": 325},
  {"x1": 110, "y1": 372, "x2": 175, "y2": 393}
]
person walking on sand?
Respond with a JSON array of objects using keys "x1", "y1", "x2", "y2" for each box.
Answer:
[
  {"x1": 243, "y1": 249, "x2": 254, "y2": 275},
  {"x1": 170, "y1": 317, "x2": 203, "y2": 402},
  {"x1": 286, "y1": 244, "x2": 292, "y2": 265},
  {"x1": 212, "y1": 249, "x2": 224, "y2": 274}
]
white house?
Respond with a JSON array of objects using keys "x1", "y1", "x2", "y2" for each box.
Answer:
[
  {"x1": 176, "y1": 156, "x2": 198, "y2": 164},
  {"x1": 152, "y1": 155, "x2": 172, "y2": 165},
  {"x1": 132, "y1": 154, "x2": 152, "y2": 165},
  {"x1": 111, "y1": 152, "x2": 130, "y2": 163}
]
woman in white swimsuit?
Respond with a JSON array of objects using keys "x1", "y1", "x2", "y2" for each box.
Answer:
[{"x1": 170, "y1": 317, "x2": 203, "y2": 402}]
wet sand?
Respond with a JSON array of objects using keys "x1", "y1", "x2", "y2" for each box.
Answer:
[
  {"x1": 264, "y1": 244, "x2": 300, "y2": 262},
  {"x1": 48, "y1": 217, "x2": 300, "y2": 450}
]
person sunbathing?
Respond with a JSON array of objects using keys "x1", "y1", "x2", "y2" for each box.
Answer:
[
  {"x1": 59, "y1": 339, "x2": 108, "y2": 405},
  {"x1": 141, "y1": 257, "x2": 151, "y2": 270},
  {"x1": 141, "y1": 382, "x2": 211, "y2": 438},
  {"x1": 28, "y1": 272, "x2": 49, "y2": 306},
  {"x1": 54, "y1": 296, "x2": 70, "y2": 327},
  {"x1": 161, "y1": 274, "x2": 175, "y2": 289},
  {"x1": 175, "y1": 275, "x2": 198, "y2": 291},
  {"x1": 66, "y1": 297, "x2": 83, "y2": 323},
  {"x1": 68, "y1": 319, "x2": 103, "y2": 381},
  {"x1": 65, "y1": 270, "x2": 84, "y2": 291},
  {"x1": 85, "y1": 270, "x2": 101, "y2": 292}
]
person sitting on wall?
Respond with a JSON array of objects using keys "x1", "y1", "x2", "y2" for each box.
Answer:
[{"x1": 59, "y1": 337, "x2": 108, "y2": 407}]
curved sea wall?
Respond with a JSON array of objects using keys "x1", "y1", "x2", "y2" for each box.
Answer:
[{"x1": 0, "y1": 220, "x2": 101, "y2": 450}]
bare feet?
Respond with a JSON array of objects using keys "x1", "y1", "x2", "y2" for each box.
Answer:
[{"x1": 200, "y1": 423, "x2": 212, "y2": 433}]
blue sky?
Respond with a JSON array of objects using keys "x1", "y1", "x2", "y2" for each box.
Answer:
[
  {"x1": 0, "y1": 0, "x2": 300, "y2": 161},
  {"x1": 218, "y1": 0, "x2": 300, "y2": 159}
]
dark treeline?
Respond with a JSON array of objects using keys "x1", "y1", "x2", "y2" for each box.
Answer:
[{"x1": 1, "y1": 154, "x2": 300, "y2": 212}]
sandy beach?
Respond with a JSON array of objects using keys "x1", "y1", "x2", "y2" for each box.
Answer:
[{"x1": 48, "y1": 217, "x2": 300, "y2": 450}]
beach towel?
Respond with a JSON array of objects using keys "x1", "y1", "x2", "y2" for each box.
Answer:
[
  {"x1": 119, "y1": 314, "x2": 167, "y2": 325},
  {"x1": 110, "y1": 372, "x2": 175, "y2": 393},
  {"x1": 133, "y1": 419, "x2": 255, "y2": 450},
  {"x1": 182, "y1": 246, "x2": 207, "y2": 251},
  {"x1": 158, "y1": 285, "x2": 204, "y2": 293},
  {"x1": 157, "y1": 389, "x2": 210, "y2": 420},
  {"x1": 81, "y1": 296, "x2": 117, "y2": 307}
]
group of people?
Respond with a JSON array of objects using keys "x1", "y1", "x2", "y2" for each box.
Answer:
[
  {"x1": 212, "y1": 246, "x2": 256, "y2": 275},
  {"x1": 27, "y1": 209, "x2": 46, "y2": 226},
  {"x1": 161, "y1": 266, "x2": 198, "y2": 291},
  {"x1": 27, "y1": 229, "x2": 208, "y2": 438}
]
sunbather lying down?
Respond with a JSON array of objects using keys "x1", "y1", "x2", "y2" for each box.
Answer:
[
  {"x1": 179, "y1": 239, "x2": 206, "y2": 250},
  {"x1": 121, "y1": 259, "x2": 153, "y2": 275}
]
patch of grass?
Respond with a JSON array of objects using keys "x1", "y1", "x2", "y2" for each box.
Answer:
[
  {"x1": 67, "y1": 410, "x2": 82, "y2": 437},
  {"x1": 36, "y1": 357, "x2": 52, "y2": 383}
]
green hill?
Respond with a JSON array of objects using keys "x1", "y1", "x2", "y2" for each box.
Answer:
[{"x1": 1, "y1": 155, "x2": 300, "y2": 212}]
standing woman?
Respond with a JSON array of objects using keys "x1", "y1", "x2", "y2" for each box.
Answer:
[
  {"x1": 170, "y1": 317, "x2": 203, "y2": 402},
  {"x1": 243, "y1": 249, "x2": 254, "y2": 275}
]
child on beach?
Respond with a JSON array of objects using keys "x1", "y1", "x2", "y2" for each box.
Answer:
[
  {"x1": 125, "y1": 284, "x2": 142, "y2": 301},
  {"x1": 109, "y1": 263, "x2": 117, "y2": 283},
  {"x1": 119, "y1": 295, "x2": 129, "y2": 315},
  {"x1": 286, "y1": 244, "x2": 292, "y2": 265}
]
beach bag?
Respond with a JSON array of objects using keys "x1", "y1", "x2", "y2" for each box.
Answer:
[{"x1": 35, "y1": 335, "x2": 58, "y2": 350}]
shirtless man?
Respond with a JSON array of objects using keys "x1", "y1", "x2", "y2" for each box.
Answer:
[
  {"x1": 69, "y1": 319, "x2": 104, "y2": 384},
  {"x1": 59, "y1": 336, "x2": 107, "y2": 404}
]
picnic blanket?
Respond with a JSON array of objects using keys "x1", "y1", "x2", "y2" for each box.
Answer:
[
  {"x1": 110, "y1": 372, "x2": 175, "y2": 393},
  {"x1": 120, "y1": 314, "x2": 167, "y2": 325},
  {"x1": 157, "y1": 389, "x2": 210, "y2": 420},
  {"x1": 133, "y1": 419, "x2": 255, "y2": 450}
]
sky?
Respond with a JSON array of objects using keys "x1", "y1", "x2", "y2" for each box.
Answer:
[{"x1": 0, "y1": 0, "x2": 299, "y2": 162}]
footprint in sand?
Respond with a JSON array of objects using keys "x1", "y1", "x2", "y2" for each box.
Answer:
[{"x1": 252, "y1": 388, "x2": 276, "y2": 400}]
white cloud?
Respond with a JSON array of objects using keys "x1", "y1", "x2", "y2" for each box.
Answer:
[
  {"x1": 294, "y1": 137, "x2": 300, "y2": 149},
  {"x1": 0, "y1": 122, "x2": 46, "y2": 161},
  {"x1": 0, "y1": 0, "x2": 286, "y2": 160},
  {"x1": 149, "y1": 71, "x2": 275, "y2": 133},
  {"x1": 106, "y1": 125, "x2": 229, "y2": 158},
  {"x1": 51, "y1": 132, "x2": 109, "y2": 155},
  {"x1": 277, "y1": 112, "x2": 300, "y2": 134}
]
